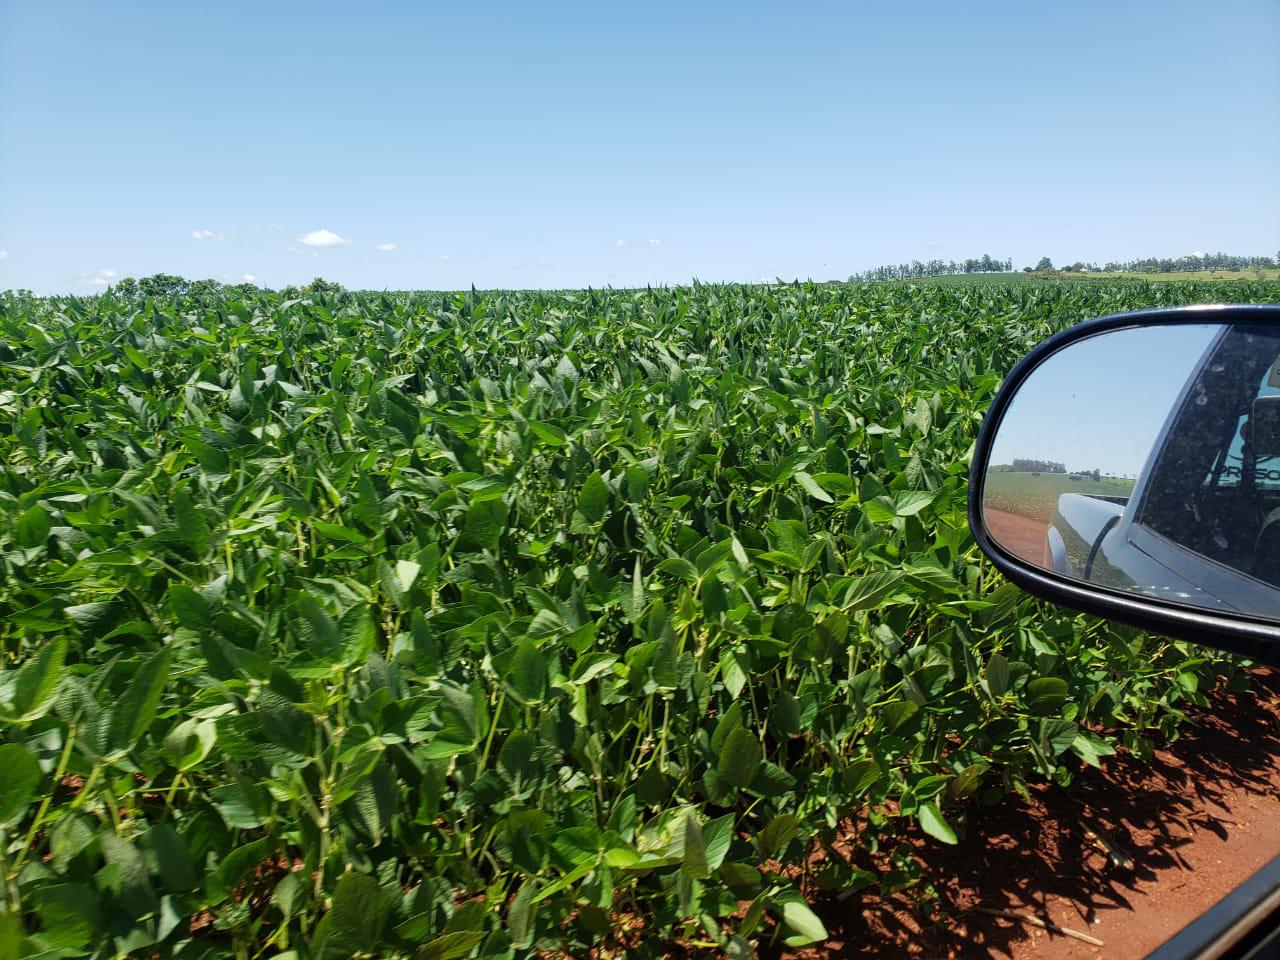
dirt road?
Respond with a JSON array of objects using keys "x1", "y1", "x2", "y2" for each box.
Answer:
[{"x1": 985, "y1": 508, "x2": 1050, "y2": 567}]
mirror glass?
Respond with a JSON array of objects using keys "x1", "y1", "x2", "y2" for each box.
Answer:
[{"x1": 982, "y1": 321, "x2": 1280, "y2": 620}]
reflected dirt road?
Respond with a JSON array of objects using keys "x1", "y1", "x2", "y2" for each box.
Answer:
[{"x1": 986, "y1": 508, "x2": 1048, "y2": 566}]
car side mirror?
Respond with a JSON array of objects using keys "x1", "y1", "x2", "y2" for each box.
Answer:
[{"x1": 969, "y1": 304, "x2": 1280, "y2": 663}]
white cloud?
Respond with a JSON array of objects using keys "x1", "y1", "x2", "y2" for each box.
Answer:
[
  {"x1": 286, "y1": 245, "x2": 320, "y2": 258},
  {"x1": 242, "y1": 274, "x2": 256, "y2": 282},
  {"x1": 439, "y1": 253, "x2": 450, "y2": 262},
  {"x1": 76, "y1": 268, "x2": 118, "y2": 288},
  {"x1": 375, "y1": 243, "x2": 397, "y2": 252},
  {"x1": 647, "y1": 238, "x2": 662, "y2": 248},
  {"x1": 297, "y1": 228, "x2": 350, "y2": 248},
  {"x1": 614, "y1": 239, "x2": 629, "y2": 248},
  {"x1": 0, "y1": 250, "x2": 9, "y2": 261},
  {"x1": 927, "y1": 239, "x2": 940, "y2": 249},
  {"x1": 1193, "y1": 250, "x2": 1207, "y2": 257},
  {"x1": 191, "y1": 228, "x2": 224, "y2": 240}
]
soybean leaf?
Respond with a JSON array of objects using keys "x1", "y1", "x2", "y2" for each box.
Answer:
[
  {"x1": 718, "y1": 727, "x2": 762, "y2": 789},
  {"x1": 311, "y1": 872, "x2": 393, "y2": 960},
  {"x1": 918, "y1": 802, "x2": 958, "y2": 845},
  {"x1": 0, "y1": 744, "x2": 41, "y2": 823},
  {"x1": 578, "y1": 471, "x2": 610, "y2": 523},
  {"x1": 104, "y1": 646, "x2": 172, "y2": 755},
  {"x1": 3, "y1": 635, "x2": 66, "y2": 722}
]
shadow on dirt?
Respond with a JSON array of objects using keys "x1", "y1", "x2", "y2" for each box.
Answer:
[{"x1": 766, "y1": 669, "x2": 1280, "y2": 960}]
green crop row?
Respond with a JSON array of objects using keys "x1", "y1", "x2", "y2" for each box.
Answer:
[{"x1": 1, "y1": 278, "x2": 1275, "y2": 958}]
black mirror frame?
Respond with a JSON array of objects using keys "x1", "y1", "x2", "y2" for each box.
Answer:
[{"x1": 968, "y1": 303, "x2": 1280, "y2": 666}]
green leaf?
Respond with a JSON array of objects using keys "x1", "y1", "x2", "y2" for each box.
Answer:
[
  {"x1": 1071, "y1": 732, "x2": 1117, "y2": 768},
  {"x1": 844, "y1": 570, "x2": 906, "y2": 611},
  {"x1": 100, "y1": 833, "x2": 158, "y2": 920},
  {"x1": 172, "y1": 488, "x2": 210, "y2": 555},
  {"x1": 841, "y1": 758, "x2": 882, "y2": 796},
  {"x1": 258, "y1": 689, "x2": 311, "y2": 754},
  {"x1": 105, "y1": 646, "x2": 172, "y2": 754},
  {"x1": 147, "y1": 823, "x2": 197, "y2": 892},
  {"x1": 985, "y1": 652, "x2": 1010, "y2": 698},
  {"x1": 507, "y1": 880, "x2": 537, "y2": 949},
  {"x1": 894, "y1": 490, "x2": 935, "y2": 517},
  {"x1": 508, "y1": 638, "x2": 547, "y2": 703},
  {"x1": 461, "y1": 497, "x2": 507, "y2": 550},
  {"x1": 717, "y1": 726, "x2": 762, "y2": 789},
  {"x1": 1027, "y1": 676, "x2": 1069, "y2": 715},
  {"x1": 1040, "y1": 718, "x2": 1078, "y2": 757},
  {"x1": 794, "y1": 470, "x2": 833, "y2": 503},
  {"x1": 32, "y1": 883, "x2": 100, "y2": 949},
  {"x1": 340, "y1": 604, "x2": 376, "y2": 665},
  {"x1": 168, "y1": 584, "x2": 210, "y2": 631},
  {"x1": 756, "y1": 813, "x2": 800, "y2": 858},
  {"x1": 779, "y1": 896, "x2": 828, "y2": 947},
  {"x1": 312, "y1": 872, "x2": 394, "y2": 960},
  {"x1": 4, "y1": 635, "x2": 66, "y2": 722},
  {"x1": 297, "y1": 595, "x2": 342, "y2": 661},
  {"x1": 528, "y1": 421, "x2": 567, "y2": 446},
  {"x1": 702, "y1": 813, "x2": 735, "y2": 872},
  {"x1": 881, "y1": 699, "x2": 919, "y2": 733},
  {"x1": 918, "y1": 802, "x2": 958, "y2": 844},
  {"x1": 578, "y1": 471, "x2": 610, "y2": 523},
  {"x1": 0, "y1": 744, "x2": 41, "y2": 823},
  {"x1": 710, "y1": 701, "x2": 745, "y2": 754},
  {"x1": 681, "y1": 810, "x2": 709, "y2": 878},
  {"x1": 15, "y1": 504, "x2": 52, "y2": 548},
  {"x1": 765, "y1": 519, "x2": 808, "y2": 560},
  {"x1": 417, "y1": 931, "x2": 486, "y2": 960}
]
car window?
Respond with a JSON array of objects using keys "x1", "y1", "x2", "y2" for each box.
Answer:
[
  {"x1": 1137, "y1": 329, "x2": 1280, "y2": 578},
  {"x1": 1211, "y1": 379, "x2": 1280, "y2": 489}
]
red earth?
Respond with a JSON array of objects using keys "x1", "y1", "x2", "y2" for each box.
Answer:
[
  {"x1": 985, "y1": 508, "x2": 1050, "y2": 568},
  {"x1": 772, "y1": 668, "x2": 1280, "y2": 960}
]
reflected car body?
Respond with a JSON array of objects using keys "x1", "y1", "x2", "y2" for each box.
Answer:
[{"x1": 1046, "y1": 324, "x2": 1280, "y2": 617}]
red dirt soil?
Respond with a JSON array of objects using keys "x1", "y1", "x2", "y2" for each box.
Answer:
[
  {"x1": 774, "y1": 668, "x2": 1280, "y2": 960},
  {"x1": 985, "y1": 509, "x2": 1050, "y2": 567}
]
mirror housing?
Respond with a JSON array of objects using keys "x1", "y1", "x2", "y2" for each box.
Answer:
[{"x1": 969, "y1": 304, "x2": 1280, "y2": 664}]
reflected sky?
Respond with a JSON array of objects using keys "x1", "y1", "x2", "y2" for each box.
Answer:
[{"x1": 990, "y1": 324, "x2": 1223, "y2": 477}]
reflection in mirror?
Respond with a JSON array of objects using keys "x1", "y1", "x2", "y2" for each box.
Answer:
[{"x1": 982, "y1": 322, "x2": 1280, "y2": 620}]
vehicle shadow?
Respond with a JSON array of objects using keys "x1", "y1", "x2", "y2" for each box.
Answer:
[{"x1": 765, "y1": 668, "x2": 1280, "y2": 960}]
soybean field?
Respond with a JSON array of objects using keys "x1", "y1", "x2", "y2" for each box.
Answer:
[{"x1": 1, "y1": 277, "x2": 1277, "y2": 958}]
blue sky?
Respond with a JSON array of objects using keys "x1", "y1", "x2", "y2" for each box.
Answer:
[
  {"x1": 989, "y1": 323, "x2": 1222, "y2": 477},
  {"x1": 1, "y1": 1, "x2": 1277, "y2": 293}
]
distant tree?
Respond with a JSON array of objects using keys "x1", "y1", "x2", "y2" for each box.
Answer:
[
  {"x1": 304, "y1": 277, "x2": 345, "y2": 295},
  {"x1": 1012, "y1": 458, "x2": 1066, "y2": 474},
  {"x1": 1034, "y1": 257, "x2": 1054, "y2": 271},
  {"x1": 1023, "y1": 266, "x2": 1034, "y2": 273},
  {"x1": 137, "y1": 274, "x2": 189, "y2": 298},
  {"x1": 187, "y1": 278, "x2": 222, "y2": 298},
  {"x1": 112, "y1": 277, "x2": 139, "y2": 298}
]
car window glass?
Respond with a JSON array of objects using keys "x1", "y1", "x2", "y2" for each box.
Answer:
[
  {"x1": 1212, "y1": 379, "x2": 1280, "y2": 489},
  {"x1": 1137, "y1": 331, "x2": 1280, "y2": 581}
]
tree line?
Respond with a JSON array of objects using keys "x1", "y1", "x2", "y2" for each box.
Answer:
[
  {"x1": 854, "y1": 250, "x2": 1279, "y2": 281},
  {"x1": 852, "y1": 255, "x2": 1014, "y2": 281},
  {"x1": 989, "y1": 459, "x2": 1067, "y2": 474},
  {"x1": 1097, "y1": 251, "x2": 1278, "y2": 274},
  {"x1": 104, "y1": 275, "x2": 343, "y2": 299}
]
